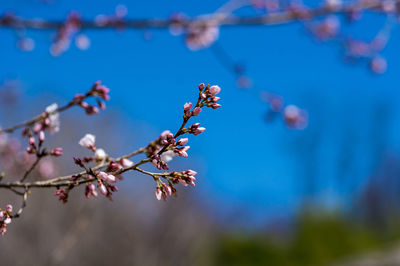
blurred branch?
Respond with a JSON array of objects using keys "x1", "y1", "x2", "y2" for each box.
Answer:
[{"x1": 0, "y1": 0, "x2": 394, "y2": 30}]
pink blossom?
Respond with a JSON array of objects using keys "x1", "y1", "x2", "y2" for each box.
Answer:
[
  {"x1": 50, "y1": 147, "x2": 63, "y2": 156},
  {"x1": 186, "y1": 169, "x2": 197, "y2": 176},
  {"x1": 98, "y1": 182, "x2": 108, "y2": 195},
  {"x1": 183, "y1": 102, "x2": 192, "y2": 111},
  {"x1": 208, "y1": 85, "x2": 221, "y2": 95},
  {"x1": 98, "y1": 171, "x2": 116, "y2": 183},
  {"x1": 192, "y1": 107, "x2": 202, "y2": 116},
  {"x1": 193, "y1": 127, "x2": 206, "y2": 135},
  {"x1": 175, "y1": 146, "x2": 190, "y2": 157},
  {"x1": 5, "y1": 205, "x2": 12, "y2": 213},
  {"x1": 39, "y1": 130, "x2": 45, "y2": 143},
  {"x1": 155, "y1": 187, "x2": 162, "y2": 201},
  {"x1": 165, "y1": 185, "x2": 172, "y2": 196},
  {"x1": 177, "y1": 138, "x2": 189, "y2": 146},
  {"x1": 211, "y1": 103, "x2": 222, "y2": 109}
]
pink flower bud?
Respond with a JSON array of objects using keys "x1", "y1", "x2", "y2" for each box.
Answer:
[
  {"x1": 208, "y1": 85, "x2": 221, "y2": 95},
  {"x1": 198, "y1": 83, "x2": 205, "y2": 90},
  {"x1": 85, "y1": 106, "x2": 99, "y2": 115},
  {"x1": 183, "y1": 102, "x2": 192, "y2": 111},
  {"x1": 26, "y1": 146, "x2": 34, "y2": 154},
  {"x1": 180, "y1": 146, "x2": 190, "y2": 157},
  {"x1": 44, "y1": 118, "x2": 51, "y2": 126},
  {"x1": 39, "y1": 130, "x2": 45, "y2": 143},
  {"x1": 99, "y1": 183, "x2": 108, "y2": 195},
  {"x1": 160, "y1": 130, "x2": 172, "y2": 139},
  {"x1": 211, "y1": 103, "x2": 222, "y2": 109},
  {"x1": 80, "y1": 102, "x2": 89, "y2": 109},
  {"x1": 192, "y1": 107, "x2": 202, "y2": 116},
  {"x1": 98, "y1": 171, "x2": 108, "y2": 181},
  {"x1": 73, "y1": 93, "x2": 86, "y2": 102},
  {"x1": 4, "y1": 217, "x2": 11, "y2": 225},
  {"x1": 106, "y1": 174, "x2": 116, "y2": 183},
  {"x1": 5, "y1": 205, "x2": 12, "y2": 213},
  {"x1": 155, "y1": 187, "x2": 162, "y2": 201},
  {"x1": 50, "y1": 147, "x2": 63, "y2": 156},
  {"x1": 165, "y1": 186, "x2": 172, "y2": 196},
  {"x1": 33, "y1": 123, "x2": 42, "y2": 133},
  {"x1": 186, "y1": 169, "x2": 197, "y2": 176},
  {"x1": 0, "y1": 212, "x2": 3, "y2": 219},
  {"x1": 211, "y1": 96, "x2": 220, "y2": 102},
  {"x1": 98, "y1": 171, "x2": 115, "y2": 183},
  {"x1": 193, "y1": 127, "x2": 206, "y2": 135},
  {"x1": 177, "y1": 138, "x2": 189, "y2": 146},
  {"x1": 29, "y1": 137, "x2": 35, "y2": 146}
]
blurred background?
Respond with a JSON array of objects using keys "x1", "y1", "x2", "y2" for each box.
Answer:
[{"x1": 1, "y1": 0, "x2": 400, "y2": 265}]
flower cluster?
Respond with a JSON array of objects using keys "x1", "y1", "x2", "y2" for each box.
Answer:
[
  {"x1": 184, "y1": 83, "x2": 221, "y2": 119},
  {"x1": 147, "y1": 131, "x2": 191, "y2": 170},
  {"x1": 0, "y1": 82, "x2": 221, "y2": 235},
  {"x1": 71, "y1": 81, "x2": 110, "y2": 115},
  {"x1": 147, "y1": 83, "x2": 221, "y2": 171},
  {"x1": 155, "y1": 170, "x2": 198, "y2": 201},
  {"x1": 19, "y1": 81, "x2": 109, "y2": 169},
  {"x1": 0, "y1": 205, "x2": 13, "y2": 236},
  {"x1": 57, "y1": 133, "x2": 127, "y2": 202}
]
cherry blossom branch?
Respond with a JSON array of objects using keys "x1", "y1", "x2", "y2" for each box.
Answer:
[
  {"x1": 0, "y1": 0, "x2": 394, "y2": 30},
  {"x1": 0, "y1": 81, "x2": 109, "y2": 134},
  {"x1": 0, "y1": 82, "x2": 222, "y2": 234}
]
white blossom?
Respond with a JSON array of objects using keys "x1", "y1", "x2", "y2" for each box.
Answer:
[
  {"x1": 45, "y1": 103, "x2": 60, "y2": 133},
  {"x1": 95, "y1": 148, "x2": 107, "y2": 160},
  {"x1": 79, "y1": 134, "x2": 96, "y2": 149},
  {"x1": 161, "y1": 150, "x2": 175, "y2": 162}
]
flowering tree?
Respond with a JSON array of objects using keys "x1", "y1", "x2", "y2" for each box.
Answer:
[
  {"x1": 0, "y1": 81, "x2": 221, "y2": 235},
  {"x1": 0, "y1": 0, "x2": 396, "y2": 235}
]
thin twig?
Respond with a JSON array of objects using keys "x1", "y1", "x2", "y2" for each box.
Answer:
[{"x1": 19, "y1": 155, "x2": 43, "y2": 182}]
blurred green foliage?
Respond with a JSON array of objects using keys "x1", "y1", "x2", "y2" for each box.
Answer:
[{"x1": 213, "y1": 212, "x2": 397, "y2": 266}]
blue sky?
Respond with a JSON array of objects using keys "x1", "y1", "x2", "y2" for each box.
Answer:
[{"x1": 1, "y1": 0, "x2": 400, "y2": 224}]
